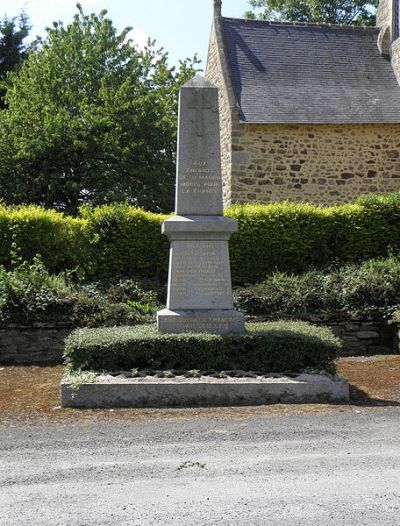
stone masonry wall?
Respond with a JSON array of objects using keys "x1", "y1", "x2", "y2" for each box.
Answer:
[
  {"x1": 0, "y1": 324, "x2": 73, "y2": 365},
  {"x1": 206, "y1": 21, "x2": 233, "y2": 206},
  {"x1": 377, "y1": 0, "x2": 391, "y2": 27},
  {"x1": 391, "y1": 38, "x2": 400, "y2": 83},
  {"x1": 230, "y1": 123, "x2": 400, "y2": 205},
  {"x1": 308, "y1": 316, "x2": 397, "y2": 357}
]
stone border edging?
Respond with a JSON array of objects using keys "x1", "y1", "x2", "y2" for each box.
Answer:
[{"x1": 61, "y1": 374, "x2": 349, "y2": 408}]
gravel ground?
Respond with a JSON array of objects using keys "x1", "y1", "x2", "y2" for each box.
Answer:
[
  {"x1": 1, "y1": 409, "x2": 400, "y2": 525},
  {"x1": 1, "y1": 356, "x2": 399, "y2": 525}
]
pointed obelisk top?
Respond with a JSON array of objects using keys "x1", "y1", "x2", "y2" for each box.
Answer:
[{"x1": 182, "y1": 74, "x2": 216, "y2": 89}]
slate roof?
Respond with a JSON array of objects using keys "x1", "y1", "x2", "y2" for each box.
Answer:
[{"x1": 220, "y1": 18, "x2": 400, "y2": 124}]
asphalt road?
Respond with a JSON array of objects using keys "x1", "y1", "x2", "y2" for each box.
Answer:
[{"x1": 1, "y1": 408, "x2": 400, "y2": 526}]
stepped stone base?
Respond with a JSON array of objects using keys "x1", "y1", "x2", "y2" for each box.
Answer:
[{"x1": 157, "y1": 309, "x2": 245, "y2": 334}]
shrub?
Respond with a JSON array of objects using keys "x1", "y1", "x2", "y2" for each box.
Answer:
[
  {"x1": 227, "y1": 193, "x2": 400, "y2": 283},
  {"x1": 2, "y1": 192, "x2": 400, "y2": 284},
  {"x1": 234, "y1": 256, "x2": 400, "y2": 318},
  {"x1": 226, "y1": 202, "x2": 331, "y2": 283},
  {"x1": 81, "y1": 204, "x2": 169, "y2": 280},
  {"x1": 0, "y1": 260, "x2": 161, "y2": 326},
  {"x1": 64, "y1": 321, "x2": 340, "y2": 373},
  {"x1": 0, "y1": 204, "x2": 88, "y2": 273}
]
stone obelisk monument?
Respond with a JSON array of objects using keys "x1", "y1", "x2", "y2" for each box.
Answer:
[{"x1": 157, "y1": 75, "x2": 245, "y2": 334}]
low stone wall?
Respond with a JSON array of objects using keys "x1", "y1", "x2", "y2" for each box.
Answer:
[
  {"x1": 310, "y1": 316, "x2": 397, "y2": 357},
  {"x1": 0, "y1": 316, "x2": 397, "y2": 365},
  {"x1": 0, "y1": 324, "x2": 73, "y2": 365}
]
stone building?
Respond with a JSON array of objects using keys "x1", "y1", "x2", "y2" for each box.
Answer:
[{"x1": 206, "y1": 0, "x2": 400, "y2": 206}]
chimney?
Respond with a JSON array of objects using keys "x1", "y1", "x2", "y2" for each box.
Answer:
[{"x1": 214, "y1": 0, "x2": 222, "y2": 17}]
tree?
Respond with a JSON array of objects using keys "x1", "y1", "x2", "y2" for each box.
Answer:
[
  {"x1": 244, "y1": 0, "x2": 378, "y2": 26},
  {"x1": 0, "y1": 12, "x2": 31, "y2": 107},
  {"x1": 0, "y1": 5, "x2": 199, "y2": 214}
]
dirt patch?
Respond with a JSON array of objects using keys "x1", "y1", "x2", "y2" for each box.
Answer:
[
  {"x1": 0, "y1": 356, "x2": 399, "y2": 426},
  {"x1": 338, "y1": 355, "x2": 400, "y2": 404}
]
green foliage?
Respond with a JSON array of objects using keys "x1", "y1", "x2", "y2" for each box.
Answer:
[
  {"x1": 0, "y1": 5, "x2": 199, "y2": 214},
  {"x1": 234, "y1": 256, "x2": 400, "y2": 317},
  {"x1": 227, "y1": 194, "x2": 400, "y2": 283},
  {"x1": 64, "y1": 321, "x2": 340, "y2": 374},
  {"x1": 0, "y1": 204, "x2": 87, "y2": 273},
  {"x1": 63, "y1": 367, "x2": 97, "y2": 390},
  {"x1": 0, "y1": 259, "x2": 161, "y2": 325},
  {"x1": 227, "y1": 202, "x2": 330, "y2": 283},
  {"x1": 0, "y1": 12, "x2": 31, "y2": 107},
  {"x1": 244, "y1": 0, "x2": 377, "y2": 25},
  {"x1": 1, "y1": 193, "x2": 400, "y2": 284},
  {"x1": 81, "y1": 204, "x2": 169, "y2": 280},
  {"x1": 0, "y1": 256, "x2": 75, "y2": 323}
]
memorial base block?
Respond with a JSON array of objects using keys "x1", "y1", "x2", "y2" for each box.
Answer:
[{"x1": 157, "y1": 309, "x2": 245, "y2": 334}]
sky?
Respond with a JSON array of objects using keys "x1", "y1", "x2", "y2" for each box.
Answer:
[{"x1": 0, "y1": 0, "x2": 251, "y2": 67}]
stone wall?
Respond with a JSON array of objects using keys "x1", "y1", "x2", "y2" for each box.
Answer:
[
  {"x1": 206, "y1": 20, "x2": 234, "y2": 205},
  {"x1": 0, "y1": 324, "x2": 73, "y2": 365},
  {"x1": 229, "y1": 123, "x2": 400, "y2": 205},
  {"x1": 391, "y1": 38, "x2": 400, "y2": 82},
  {"x1": 309, "y1": 316, "x2": 397, "y2": 357},
  {"x1": 377, "y1": 0, "x2": 391, "y2": 27},
  {"x1": 377, "y1": 0, "x2": 400, "y2": 82}
]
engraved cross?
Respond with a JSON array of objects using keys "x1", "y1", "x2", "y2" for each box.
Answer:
[{"x1": 188, "y1": 89, "x2": 213, "y2": 137}]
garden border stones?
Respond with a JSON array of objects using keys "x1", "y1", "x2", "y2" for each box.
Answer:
[{"x1": 61, "y1": 373, "x2": 349, "y2": 408}]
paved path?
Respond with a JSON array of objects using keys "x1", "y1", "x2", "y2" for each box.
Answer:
[{"x1": 1, "y1": 407, "x2": 400, "y2": 525}]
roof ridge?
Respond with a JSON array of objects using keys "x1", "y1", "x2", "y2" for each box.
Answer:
[{"x1": 222, "y1": 16, "x2": 378, "y2": 31}]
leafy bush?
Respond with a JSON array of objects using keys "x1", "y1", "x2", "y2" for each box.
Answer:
[
  {"x1": 0, "y1": 259, "x2": 161, "y2": 326},
  {"x1": 0, "y1": 257, "x2": 75, "y2": 323},
  {"x1": 234, "y1": 256, "x2": 400, "y2": 318},
  {"x1": 227, "y1": 193, "x2": 400, "y2": 283},
  {"x1": 2, "y1": 192, "x2": 400, "y2": 283},
  {"x1": 81, "y1": 204, "x2": 169, "y2": 280},
  {"x1": 64, "y1": 321, "x2": 340, "y2": 374},
  {"x1": 0, "y1": 204, "x2": 87, "y2": 273}
]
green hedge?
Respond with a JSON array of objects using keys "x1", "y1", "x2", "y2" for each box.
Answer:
[
  {"x1": 227, "y1": 192, "x2": 400, "y2": 283},
  {"x1": 64, "y1": 321, "x2": 340, "y2": 373},
  {"x1": 0, "y1": 203, "x2": 169, "y2": 280},
  {"x1": 2, "y1": 192, "x2": 400, "y2": 283},
  {"x1": 0, "y1": 205, "x2": 87, "y2": 273},
  {"x1": 81, "y1": 204, "x2": 169, "y2": 280}
]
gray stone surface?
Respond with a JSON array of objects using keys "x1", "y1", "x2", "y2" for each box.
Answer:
[
  {"x1": 157, "y1": 309, "x2": 244, "y2": 334},
  {"x1": 61, "y1": 374, "x2": 349, "y2": 408},
  {"x1": 0, "y1": 325, "x2": 72, "y2": 365},
  {"x1": 157, "y1": 75, "x2": 244, "y2": 334},
  {"x1": 175, "y1": 75, "x2": 223, "y2": 216}
]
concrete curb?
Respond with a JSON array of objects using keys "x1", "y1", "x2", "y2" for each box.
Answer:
[{"x1": 61, "y1": 374, "x2": 349, "y2": 408}]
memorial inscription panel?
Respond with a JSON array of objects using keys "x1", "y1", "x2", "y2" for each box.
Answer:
[{"x1": 168, "y1": 241, "x2": 233, "y2": 310}]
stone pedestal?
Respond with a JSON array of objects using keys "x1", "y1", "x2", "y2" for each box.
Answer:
[{"x1": 157, "y1": 75, "x2": 244, "y2": 334}]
